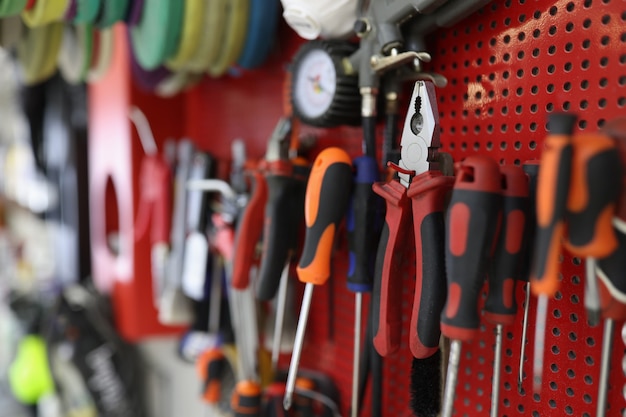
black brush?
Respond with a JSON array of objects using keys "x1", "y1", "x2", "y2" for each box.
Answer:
[{"x1": 409, "y1": 351, "x2": 442, "y2": 417}]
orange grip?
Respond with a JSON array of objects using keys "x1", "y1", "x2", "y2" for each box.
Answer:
[
  {"x1": 297, "y1": 148, "x2": 353, "y2": 286},
  {"x1": 231, "y1": 380, "x2": 262, "y2": 417}
]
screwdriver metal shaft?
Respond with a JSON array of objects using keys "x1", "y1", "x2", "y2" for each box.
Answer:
[
  {"x1": 271, "y1": 262, "x2": 290, "y2": 372},
  {"x1": 518, "y1": 282, "x2": 531, "y2": 393},
  {"x1": 491, "y1": 325, "x2": 503, "y2": 417},
  {"x1": 351, "y1": 293, "x2": 363, "y2": 417},
  {"x1": 532, "y1": 294, "x2": 548, "y2": 393},
  {"x1": 284, "y1": 283, "x2": 314, "y2": 410},
  {"x1": 597, "y1": 318, "x2": 615, "y2": 417},
  {"x1": 441, "y1": 340, "x2": 461, "y2": 417}
]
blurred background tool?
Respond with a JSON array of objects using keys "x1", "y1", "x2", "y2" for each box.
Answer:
[
  {"x1": 530, "y1": 113, "x2": 576, "y2": 394},
  {"x1": 483, "y1": 165, "x2": 529, "y2": 417},
  {"x1": 284, "y1": 148, "x2": 353, "y2": 410},
  {"x1": 440, "y1": 155, "x2": 502, "y2": 417}
]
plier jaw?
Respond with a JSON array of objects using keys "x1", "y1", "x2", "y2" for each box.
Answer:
[{"x1": 397, "y1": 81, "x2": 441, "y2": 187}]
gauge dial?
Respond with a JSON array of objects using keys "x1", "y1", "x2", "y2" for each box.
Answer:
[{"x1": 290, "y1": 40, "x2": 361, "y2": 127}]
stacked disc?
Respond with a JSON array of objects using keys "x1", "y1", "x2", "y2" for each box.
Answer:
[{"x1": 0, "y1": 0, "x2": 281, "y2": 92}]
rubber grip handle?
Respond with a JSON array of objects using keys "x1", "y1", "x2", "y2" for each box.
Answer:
[
  {"x1": 407, "y1": 172, "x2": 454, "y2": 359},
  {"x1": 596, "y1": 221, "x2": 626, "y2": 320},
  {"x1": 371, "y1": 180, "x2": 411, "y2": 357},
  {"x1": 563, "y1": 134, "x2": 621, "y2": 258},
  {"x1": 197, "y1": 349, "x2": 226, "y2": 404},
  {"x1": 518, "y1": 161, "x2": 540, "y2": 282},
  {"x1": 530, "y1": 113, "x2": 577, "y2": 297},
  {"x1": 256, "y1": 162, "x2": 307, "y2": 301},
  {"x1": 231, "y1": 380, "x2": 262, "y2": 417},
  {"x1": 441, "y1": 156, "x2": 503, "y2": 342},
  {"x1": 484, "y1": 165, "x2": 530, "y2": 326},
  {"x1": 347, "y1": 155, "x2": 381, "y2": 293},
  {"x1": 232, "y1": 170, "x2": 268, "y2": 289},
  {"x1": 297, "y1": 148, "x2": 353, "y2": 286}
]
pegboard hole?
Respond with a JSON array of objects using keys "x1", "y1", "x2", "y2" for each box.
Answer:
[
  {"x1": 584, "y1": 375, "x2": 593, "y2": 385},
  {"x1": 550, "y1": 381, "x2": 558, "y2": 391},
  {"x1": 583, "y1": 393, "x2": 592, "y2": 404},
  {"x1": 567, "y1": 369, "x2": 576, "y2": 379},
  {"x1": 569, "y1": 331, "x2": 578, "y2": 341},
  {"x1": 553, "y1": 309, "x2": 562, "y2": 318},
  {"x1": 549, "y1": 399, "x2": 557, "y2": 408},
  {"x1": 568, "y1": 350, "x2": 576, "y2": 360},
  {"x1": 586, "y1": 337, "x2": 595, "y2": 347},
  {"x1": 551, "y1": 344, "x2": 560, "y2": 353},
  {"x1": 529, "y1": 140, "x2": 537, "y2": 149}
]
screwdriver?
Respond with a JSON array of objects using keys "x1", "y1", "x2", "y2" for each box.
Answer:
[
  {"x1": 346, "y1": 154, "x2": 379, "y2": 417},
  {"x1": 517, "y1": 160, "x2": 539, "y2": 393},
  {"x1": 483, "y1": 165, "x2": 529, "y2": 417},
  {"x1": 284, "y1": 147, "x2": 353, "y2": 411},
  {"x1": 562, "y1": 133, "x2": 622, "y2": 417},
  {"x1": 563, "y1": 133, "x2": 621, "y2": 324},
  {"x1": 530, "y1": 112, "x2": 577, "y2": 394},
  {"x1": 440, "y1": 155, "x2": 503, "y2": 417},
  {"x1": 231, "y1": 380, "x2": 263, "y2": 417}
]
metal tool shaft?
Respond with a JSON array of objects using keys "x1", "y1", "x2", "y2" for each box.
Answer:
[
  {"x1": 351, "y1": 293, "x2": 363, "y2": 417},
  {"x1": 442, "y1": 339, "x2": 462, "y2": 417},
  {"x1": 533, "y1": 295, "x2": 548, "y2": 394},
  {"x1": 491, "y1": 324, "x2": 503, "y2": 417},
  {"x1": 518, "y1": 282, "x2": 531, "y2": 393},
  {"x1": 271, "y1": 262, "x2": 290, "y2": 372},
  {"x1": 597, "y1": 318, "x2": 615, "y2": 417},
  {"x1": 284, "y1": 283, "x2": 314, "y2": 410}
]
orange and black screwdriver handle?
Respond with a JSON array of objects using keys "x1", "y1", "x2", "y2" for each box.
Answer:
[
  {"x1": 196, "y1": 349, "x2": 227, "y2": 404},
  {"x1": 371, "y1": 178, "x2": 412, "y2": 357},
  {"x1": 297, "y1": 148, "x2": 353, "y2": 285},
  {"x1": 407, "y1": 171, "x2": 455, "y2": 359},
  {"x1": 530, "y1": 113, "x2": 577, "y2": 297},
  {"x1": 134, "y1": 155, "x2": 172, "y2": 245},
  {"x1": 232, "y1": 165, "x2": 268, "y2": 290},
  {"x1": 563, "y1": 133, "x2": 621, "y2": 259},
  {"x1": 441, "y1": 156, "x2": 503, "y2": 342},
  {"x1": 232, "y1": 381, "x2": 263, "y2": 417},
  {"x1": 483, "y1": 165, "x2": 530, "y2": 327},
  {"x1": 256, "y1": 158, "x2": 310, "y2": 301}
]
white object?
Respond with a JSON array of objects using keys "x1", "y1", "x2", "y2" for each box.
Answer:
[{"x1": 281, "y1": 0, "x2": 358, "y2": 40}]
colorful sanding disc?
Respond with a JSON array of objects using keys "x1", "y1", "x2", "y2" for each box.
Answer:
[
  {"x1": 0, "y1": 0, "x2": 27, "y2": 17},
  {"x1": 184, "y1": 0, "x2": 226, "y2": 73},
  {"x1": 58, "y1": 23, "x2": 93, "y2": 84},
  {"x1": 237, "y1": 0, "x2": 279, "y2": 69},
  {"x1": 130, "y1": 0, "x2": 184, "y2": 70},
  {"x1": 87, "y1": 27, "x2": 113, "y2": 82},
  {"x1": 165, "y1": 0, "x2": 204, "y2": 70},
  {"x1": 207, "y1": 0, "x2": 249, "y2": 77},
  {"x1": 22, "y1": 0, "x2": 69, "y2": 27},
  {"x1": 95, "y1": 0, "x2": 129, "y2": 28},
  {"x1": 125, "y1": 0, "x2": 143, "y2": 25},
  {"x1": 17, "y1": 22, "x2": 64, "y2": 85},
  {"x1": 64, "y1": 0, "x2": 78, "y2": 20},
  {"x1": 74, "y1": 0, "x2": 100, "y2": 23}
]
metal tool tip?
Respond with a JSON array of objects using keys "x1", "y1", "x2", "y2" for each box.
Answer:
[
  {"x1": 532, "y1": 376, "x2": 542, "y2": 395},
  {"x1": 587, "y1": 310, "x2": 600, "y2": 327},
  {"x1": 283, "y1": 396, "x2": 292, "y2": 410},
  {"x1": 517, "y1": 380, "x2": 524, "y2": 395}
]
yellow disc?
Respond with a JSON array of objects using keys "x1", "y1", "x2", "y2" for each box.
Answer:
[
  {"x1": 22, "y1": 0, "x2": 70, "y2": 27},
  {"x1": 17, "y1": 22, "x2": 64, "y2": 85},
  {"x1": 184, "y1": 0, "x2": 225, "y2": 72},
  {"x1": 165, "y1": 0, "x2": 205, "y2": 71},
  {"x1": 207, "y1": 0, "x2": 249, "y2": 77},
  {"x1": 58, "y1": 24, "x2": 93, "y2": 84}
]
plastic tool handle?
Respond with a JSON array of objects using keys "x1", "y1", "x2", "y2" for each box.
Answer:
[
  {"x1": 530, "y1": 113, "x2": 577, "y2": 297},
  {"x1": 347, "y1": 155, "x2": 381, "y2": 292},
  {"x1": 197, "y1": 349, "x2": 227, "y2": 404},
  {"x1": 563, "y1": 133, "x2": 622, "y2": 258},
  {"x1": 232, "y1": 169, "x2": 268, "y2": 290},
  {"x1": 441, "y1": 155, "x2": 503, "y2": 342},
  {"x1": 407, "y1": 171, "x2": 455, "y2": 359},
  {"x1": 232, "y1": 380, "x2": 262, "y2": 417},
  {"x1": 484, "y1": 165, "x2": 530, "y2": 327},
  {"x1": 257, "y1": 161, "x2": 308, "y2": 300},
  {"x1": 297, "y1": 148, "x2": 353, "y2": 286},
  {"x1": 371, "y1": 180, "x2": 411, "y2": 356},
  {"x1": 518, "y1": 161, "x2": 540, "y2": 282}
]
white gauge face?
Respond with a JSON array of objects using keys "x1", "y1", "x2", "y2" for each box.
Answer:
[{"x1": 293, "y1": 48, "x2": 337, "y2": 119}]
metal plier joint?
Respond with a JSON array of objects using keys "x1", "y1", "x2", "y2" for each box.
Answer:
[{"x1": 372, "y1": 81, "x2": 454, "y2": 359}]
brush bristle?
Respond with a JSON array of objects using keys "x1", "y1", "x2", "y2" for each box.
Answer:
[{"x1": 409, "y1": 351, "x2": 442, "y2": 417}]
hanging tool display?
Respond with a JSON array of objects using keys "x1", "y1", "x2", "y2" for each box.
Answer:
[
  {"x1": 284, "y1": 147, "x2": 353, "y2": 411},
  {"x1": 440, "y1": 155, "x2": 503, "y2": 417},
  {"x1": 529, "y1": 112, "x2": 577, "y2": 394},
  {"x1": 483, "y1": 165, "x2": 529, "y2": 417}
]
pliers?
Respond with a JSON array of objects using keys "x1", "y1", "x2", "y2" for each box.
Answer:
[{"x1": 372, "y1": 80, "x2": 455, "y2": 360}]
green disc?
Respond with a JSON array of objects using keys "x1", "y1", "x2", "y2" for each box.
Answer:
[
  {"x1": 96, "y1": 0, "x2": 129, "y2": 28},
  {"x1": 0, "y1": 0, "x2": 27, "y2": 17},
  {"x1": 130, "y1": 0, "x2": 184, "y2": 70},
  {"x1": 74, "y1": 0, "x2": 101, "y2": 24}
]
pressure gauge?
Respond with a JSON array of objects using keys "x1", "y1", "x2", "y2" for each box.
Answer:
[{"x1": 290, "y1": 40, "x2": 361, "y2": 128}]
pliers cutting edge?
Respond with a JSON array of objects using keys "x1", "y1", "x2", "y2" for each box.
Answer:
[{"x1": 372, "y1": 81, "x2": 454, "y2": 359}]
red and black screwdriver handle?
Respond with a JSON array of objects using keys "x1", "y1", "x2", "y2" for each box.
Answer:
[
  {"x1": 346, "y1": 155, "x2": 381, "y2": 293},
  {"x1": 232, "y1": 166, "x2": 268, "y2": 290},
  {"x1": 297, "y1": 148, "x2": 353, "y2": 286},
  {"x1": 530, "y1": 113, "x2": 577, "y2": 297},
  {"x1": 371, "y1": 179, "x2": 411, "y2": 357},
  {"x1": 441, "y1": 156, "x2": 503, "y2": 342},
  {"x1": 483, "y1": 165, "x2": 530, "y2": 327},
  {"x1": 407, "y1": 171, "x2": 455, "y2": 359},
  {"x1": 256, "y1": 159, "x2": 310, "y2": 301},
  {"x1": 563, "y1": 133, "x2": 622, "y2": 259}
]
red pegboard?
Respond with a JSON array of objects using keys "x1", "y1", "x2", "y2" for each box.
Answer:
[{"x1": 88, "y1": 0, "x2": 626, "y2": 415}]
